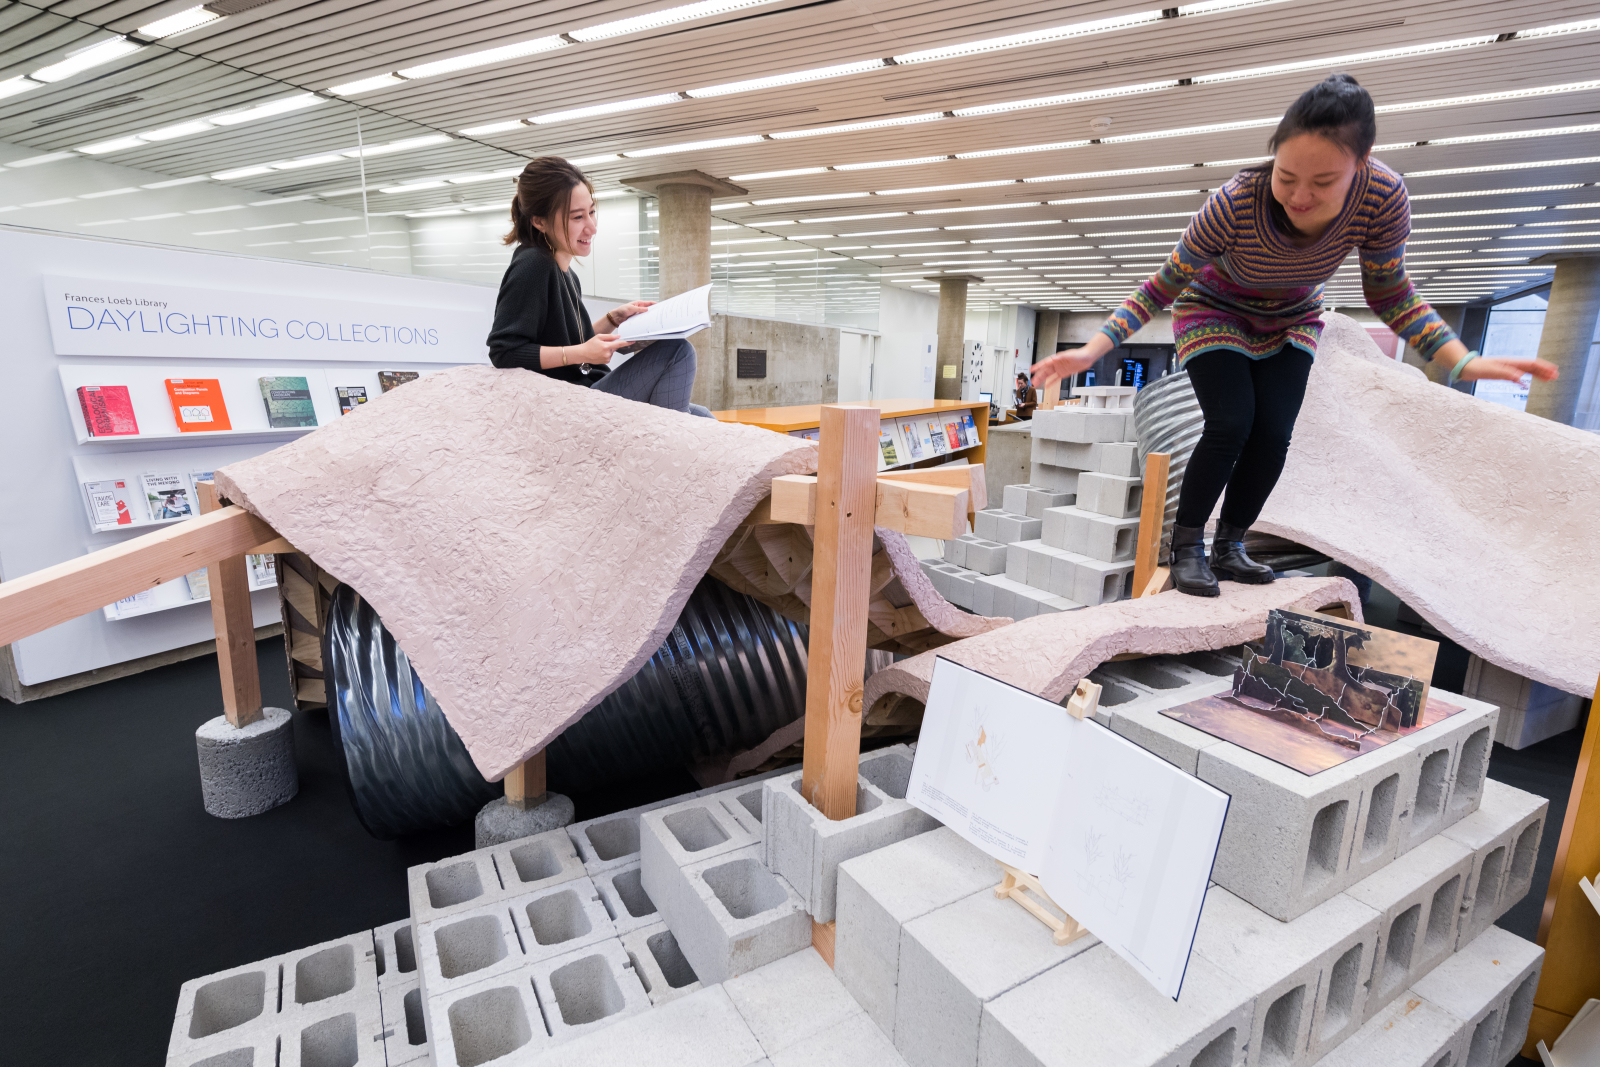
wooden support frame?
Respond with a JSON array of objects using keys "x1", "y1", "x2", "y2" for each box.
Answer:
[
  {"x1": 994, "y1": 862, "x2": 1089, "y2": 947},
  {"x1": 1131, "y1": 452, "x2": 1172, "y2": 598},
  {"x1": 769, "y1": 469, "x2": 977, "y2": 539},
  {"x1": 1525, "y1": 671, "x2": 1600, "y2": 1057},
  {"x1": 195, "y1": 482, "x2": 263, "y2": 729},
  {"x1": 504, "y1": 750, "x2": 547, "y2": 810}
]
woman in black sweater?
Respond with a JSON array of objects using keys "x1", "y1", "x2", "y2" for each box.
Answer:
[{"x1": 487, "y1": 156, "x2": 709, "y2": 415}]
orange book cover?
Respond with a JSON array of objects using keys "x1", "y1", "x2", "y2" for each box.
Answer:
[
  {"x1": 164, "y1": 379, "x2": 232, "y2": 432},
  {"x1": 944, "y1": 421, "x2": 962, "y2": 449}
]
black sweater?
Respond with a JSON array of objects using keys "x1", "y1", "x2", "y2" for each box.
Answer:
[{"x1": 486, "y1": 243, "x2": 600, "y2": 385}]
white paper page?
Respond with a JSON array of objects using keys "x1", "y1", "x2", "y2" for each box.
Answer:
[
  {"x1": 612, "y1": 283, "x2": 713, "y2": 341},
  {"x1": 1039, "y1": 721, "x2": 1229, "y2": 1000},
  {"x1": 906, "y1": 658, "x2": 1070, "y2": 872}
]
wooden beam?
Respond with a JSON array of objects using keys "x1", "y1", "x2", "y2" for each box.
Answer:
[
  {"x1": 812, "y1": 919, "x2": 837, "y2": 968},
  {"x1": 505, "y1": 750, "x2": 548, "y2": 810},
  {"x1": 800, "y1": 405, "x2": 879, "y2": 822},
  {"x1": 196, "y1": 482, "x2": 263, "y2": 729},
  {"x1": 875, "y1": 481, "x2": 968, "y2": 540},
  {"x1": 770, "y1": 474, "x2": 819, "y2": 524},
  {"x1": 878, "y1": 463, "x2": 988, "y2": 512},
  {"x1": 1524, "y1": 671, "x2": 1600, "y2": 1057},
  {"x1": 0, "y1": 499, "x2": 278, "y2": 648},
  {"x1": 1140, "y1": 567, "x2": 1173, "y2": 599},
  {"x1": 1131, "y1": 452, "x2": 1171, "y2": 598}
]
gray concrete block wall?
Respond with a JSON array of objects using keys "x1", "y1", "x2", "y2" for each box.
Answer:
[
  {"x1": 374, "y1": 918, "x2": 419, "y2": 991},
  {"x1": 526, "y1": 937, "x2": 652, "y2": 1044},
  {"x1": 424, "y1": 968, "x2": 550, "y2": 1067},
  {"x1": 407, "y1": 851, "x2": 505, "y2": 927},
  {"x1": 567, "y1": 797, "x2": 678, "y2": 876},
  {"x1": 489, "y1": 829, "x2": 587, "y2": 900},
  {"x1": 1410, "y1": 927, "x2": 1544, "y2": 1067},
  {"x1": 277, "y1": 998, "x2": 386, "y2": 1067},
  {"x1": 379, "y1": 978, "x2": 430, "y2": 1066},
  {"x1": 1393, "y1": 701, "x2": 1499, "y2": 855},
  {"x1": 1439, "y1": 779, "x2": 1548, "y2": 950},
  {"x1": 594, "y1": 860, "x2": 663, "y2": 935},
  {"x1": 646, "y1": 843, "x2": 810, "y2": 985},
  {"x1": 508, "y1": 878, "x2": 618, "y2": 964},
  {"x1": 1041, "y1": 506, "x2": 1139, "y2": 563},
  {"x1": 416, "y1": 902, "x2": 526, "y2": 1006},
  {"x1": 621, "y1": 921, "x2": 703, "y2": 1007},
  {"x1": 1076, "y1": 472, "x2": 1143, "y2": 519}
]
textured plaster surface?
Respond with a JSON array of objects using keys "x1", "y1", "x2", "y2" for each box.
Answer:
[
  {"x1": 862, "y1": 576, "x2": 1360, "y2": 716},
  {"x1": 1256, "y1": 312, "x2": 1600, "y2": 696},
  {"x1": 216, "y1": 364, "x2": 817, "y2": 779}
]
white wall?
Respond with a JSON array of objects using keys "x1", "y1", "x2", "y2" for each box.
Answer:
[{"x1": 874, "y1": 284, "x2": 940, "y2": 400}]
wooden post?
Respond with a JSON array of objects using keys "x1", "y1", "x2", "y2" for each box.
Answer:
[
  {"x1": 505, "y1": 750, "x2": 547, "y2": 810},
  {"x1": 196, "y1": 482, "x2": 264, "y2": 729},
  {"x1": 1131, "y1": 452, "x2": 1171, "y2": 598},
  {"x1": 1524, "y1": 672, "x2": 1600, "y2": 1056},
  {"x1": 800, "y1": 405, "x2": 879, "y2": 822}
]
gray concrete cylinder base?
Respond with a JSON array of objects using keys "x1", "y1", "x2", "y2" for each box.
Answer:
[
  {"x1": 196, "y1": 707, "x2": 299, "y2": 819},
  {"x1": 475, "y1": 793, "x2": 575, "y2": 848}
]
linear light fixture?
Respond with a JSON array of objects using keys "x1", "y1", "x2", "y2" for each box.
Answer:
[
  {"x1": 135, "y1": 7, "x2": 222, "y2": 39},
  {"x1": 571, "y1": 0, "x2": 779, "y2": 40},
  {"x1": 1405, "y1": 156, "x2": 1600, "y2": 178},
  {"x1": 1050, "y1": 189, "x2": 1209, "y2": 206},
  {"x1": 956, "y1": 140, "x2": 1094, "y2": 161},
  {"x1": 835, "y1": 156, "x2": 954, "y2": 171},
  {"x1": 0, "y1": 76, "x2": 42, "y2": 101},
  {"x1": 730, "y1": 167, "x2": 829, "y2": 181},
  {"x1": 879, "y1": 180, "x2": 1021, "y2": 195},
  {"x1": 687, "y1": 59, "x2": 886, "y2": 98},
  {"x1": 399, "y1": 37, "x2": 567, "y2": 80},
  {"x1": 329, "y1": 74, "x2": 407, "y2": 96},
  {"x1": 955, "y1": 79, "x2": 1180, "y2": 118},
  {"x1": 212, "y1": 94, "x2": 323, "y2": 126},
  {"x1": 1024, "y1": 163, "x2": 1201, "y2": 183},
  {"x1": 460, "y1": 120, "x2": 526, "y2": 136},
  {"x1": 1377, "y1": 79, "x2": 1600, "y2": 115},
  {"x1": 1410, "y1": 185, "x2": 1586, "y2": 200},
  {"x1": 532, "y1": 93, "x2": 686, "y2": 126},
  {"x1": 32, "y1": 37, "x2": 145, "y2": 83},
  {"x1": 624, "y1": 135, "x2": 765, "y2": 158},
  {"x1": 1193, "y1": 34, "x2": 1499, "y2": 86},
  {"x1": 914, "y1": 203, "x2": 1046, "y2": 215},
  {"x1": 752, "y1": 192, "x2": 870, "y2": 205}
]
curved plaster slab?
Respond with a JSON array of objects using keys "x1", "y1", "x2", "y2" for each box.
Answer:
[
  {"x1": 862, "y1": 576, "x2": 1361, "y2": 721},
  {"x1": 1255, "y1": 313, "x2": 1600, "y2": 696},
  {"x1": 216, "y1": 364, "x2": 817, "y2": 781}
]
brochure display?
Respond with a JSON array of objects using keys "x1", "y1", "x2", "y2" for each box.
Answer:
[{"x1": 907, "y1": 657, "x2": 1230, "y2": 999}]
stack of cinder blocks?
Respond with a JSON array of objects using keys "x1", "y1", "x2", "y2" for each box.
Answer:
[
  {"x1": 834, "y1": 655, "x2": 1548, "y2": 1067},
  {"x1": 923, "y1": 393, "x2": 1145, "y2": 619}
]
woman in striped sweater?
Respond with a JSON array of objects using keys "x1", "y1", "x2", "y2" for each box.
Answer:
[{"x1": 1031, "y1": 73, "x2": 1557, "y2": 598}]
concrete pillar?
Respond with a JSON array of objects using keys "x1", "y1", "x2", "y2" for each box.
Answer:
[
  {"x1": 930, "y1": 274, "x2": 981, "y2": 401},
  {"x1": 1034, "y1": 310, "x2": 1061, "y2": 364},
  {"x1": 1526, "y1": 255, "x2": 1600, "y2": 426}
]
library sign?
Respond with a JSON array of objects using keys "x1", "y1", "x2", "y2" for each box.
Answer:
[{"x1": 41, "y1": 275, "x2": 493, "y2": 364}]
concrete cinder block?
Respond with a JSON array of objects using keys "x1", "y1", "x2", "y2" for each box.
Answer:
[
  {"x1": 280, "y1": 931, "x2": 382, "y2": 1026},
  {"x1": 964, "y1": 539, "x2": 1008, "y2": 576},
  {"x1": 1051, "y1": 441, "x2": 1101, "y2": 469},
  {"x1": 374, "y1": 917, "x2": 420, "y2": 994},
  {"x1": 976, "y1": 574, "x2": 1041, "y2": 620},
  {"x1": 1192, "y1": 886, "x2": 1380, "y2": 1067},
  {"x1": 969, "y1": 574, "x2": 997, "y2": 616},
  {"x1": 896, "y1": 887, "x2": 1100, "y2": 1067},
  {"x1": 1198, "y1": 739, "x2": 1415, "y2": 921},
  {"x1": 1392, "y1": 697, "x2": 1497, "y2": 854},
  {"x1": 944, "y1": 534, "x2": 971, "y2": 568},
  {"x1": 1097, "y1": 441, "x2": 1141, "y2": 478},
  {"x1": 946, "y1": 567, "x2": 978, "y2": 611},
  {"x1": 972, "y1": 509, "x2": 1005, "y2": 541},
  {"x1": 521, "y1": 984, "x2": 764, "y2": 1067},
  {"x1": 594, "y1": 861, "x2": 662, "y2": 935},
  {"x1": 621, "y1": 921, "x2": 702, "y2": 1006},
  {"x1": 641, "y1": 794, "x2": 761, "y2": 882},
  {"x1": 1075, "y1": 472, "x2": 1143, "y2": 519},
  {"x1": 1006, "y1": 539, "x2": 1060, "y2": 587},
  {"x1": 508, "y1": 877, "x2": 617, "y2": 964},
  {"x1": 920, "y1": 559, "x2": 948, "y2": 598},
  {"x1": 567, "y1": 797, "x2": 677, "y2": 875},
  {"x1": 278, "y1": 998, "x2": 387, "y2": 1067},
  {"x1": 1411, "y1": 926, "x2": 1545, "y2": 1067},
  {"x1": 979, "y1": 945, "x2": 1252, "y2": 1067},
  {"x1": 1440, "y1": 779, "x2": 1548, "y2": 949},
  {"x1": 1069, "y1": 556, "x2": 1134, "y2": 606},
  {"x1": 724, "y1": 948, "x2": 864, "y2": 1057},
  {"x1": 1028, "y1": 463, "x2": 1080, "y2": 495},
  {"x1": 1106, "y1": 677, "x2": 1235, "y2": 775},
  {"x1": 1311, "y1": 990, "x2": 1465, "y2": 1067},
  {"x1": 169, "y1": 1031, "x2": 280, "y2": 1067},
  {"x1": 526, "y1": 939, "x2": 652, "y2": 1044},
  {"x1": 1048, "y1": 408, "x2": 1125, "y2": 444},
  {"x1": 994, "y1": 512, "x2": 1044, "y2": 544},
  {"x1": 835, "y1": 828, "x2": 1002, "y2": 1040},
  {"x1": 765, "y1": 747, "x2": 940, "y2": 923},
  {"x1": 490, "y1": 828, "x2": 586, "y2": 900},
  {"x1": 378, "y1": 979, "x2": 430, "y2": 1066},
  {"x1": 1003, "y1": 484, "x2": 1075, "y2": 520},
  {"x1": 648, "y1": 843, "x2": 811, "y2": 985},
  {"x1": 1342, "y1": 834, "x2": 1474, "y2": 1025},
  {"x1": 1041, "y1": 506, "x2": 1139, "y2": 563},
  {"x1": 1037, "y1": 595, "x2": 1082, "y2": 615},
  {"x1": 1463, "y1": 654, "x2": 1585, "y2": 750},
  {"x1": 408, "y1": 851, "x2": 505, "y2": 927},
  {"x1": 416, "y1": 904, "x2": 526, "y2": 1003},
  {"x1": 425, "y1": 971, "x2": 550, "y2": 1067},
  {"x1": 1030, "y1": 437, "x2": 1056, "y2": 465},
  {"x1": 167, "y1": 954, "x2": 286, "y2": 1065}
]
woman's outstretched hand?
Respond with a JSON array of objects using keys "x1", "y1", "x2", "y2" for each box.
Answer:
[
  {"x1": 604, "y1": 301, "x2": 654, "y2": 329},
  {"x1": 1458, "y1": 355, "x2": 1560, "y2": 384},
  {"x1": 1032, "y1": 334, "x2": 1113, "y2": 389}
]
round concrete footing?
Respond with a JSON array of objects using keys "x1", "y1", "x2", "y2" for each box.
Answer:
[
  {"x1": 475, "y1": 793, "x2": 575, "y2": 848},
  {"x1": 196, "y1": 707, "x2": 299, "y2": 819}
]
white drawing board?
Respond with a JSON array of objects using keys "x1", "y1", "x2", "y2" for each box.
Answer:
[{"x1": 907, "y1": 657, "x2": 1231, "y2": 999}]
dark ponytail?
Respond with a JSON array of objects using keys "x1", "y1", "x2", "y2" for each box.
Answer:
[
  {"x1": 503, "y1": 156, "x2": 594, "y2": 251},
  {"x1": 1251, "y1": 73, "x2": 1377, "y2": 235}
]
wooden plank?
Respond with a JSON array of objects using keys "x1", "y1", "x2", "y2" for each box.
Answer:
[
  {"x1": 874, "y1": 481, "x2": 968, "y2": 540},
  {"x1": 196, "y1": 481, "x2": 263, "y2": 730},
  {"x1": 812, "y1": 919, "x2": 837, "y2": 968},
  {"x1": 878, "y1": 464, "x2": 988, "y2": 512},
  {"x1": 800, "y1": 405, "x2": 879, "y2": 822},
  {"x1": 1140, "y1": 566, "x2": 1172, "y2": 599},
  {"x1": 505, "y1": 750, "x2": 548, "y2": 810},
  {"x1": 1524, "y1": 671, "x2": 1600, "y2": 1057},
  {"x1": 1131, "y1": 452, "x2": 1171, "y2": 598},
  {"x1": 714, "y1": 399, "x2": 987, "y2": 434},
  {"x1": 770, "y1": 474, "x2": 819, "y2": 524},
  {"x1": 0, "y1": 495, "x2": 278, "y2": 649}
]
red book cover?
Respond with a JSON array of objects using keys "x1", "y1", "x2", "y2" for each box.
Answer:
[
  {"x1": 945, "y1": 421, "x2": 962, "y2": 449},
  {"x1": 76, "y1": 385, "x2": 139, "y2": 437}
]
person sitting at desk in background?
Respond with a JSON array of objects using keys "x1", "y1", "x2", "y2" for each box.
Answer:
[
  {"x1": 487, "y1": 156, "x2": 712, "y2": 416},
  {"x1": 1014, "y1": 372, "x2": 1038, "y2": 419}
]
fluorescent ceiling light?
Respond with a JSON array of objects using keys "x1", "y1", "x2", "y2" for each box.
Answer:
[
  {"x1": 892, "y1": 10, "x2": 1167, "y2": 64},
  {"x1": 570, "y1": 154, "x2": 621, "y2": 166},
  {"x1": 770, "y1": 113, "x2": 945, "y2": 139},
  {"x1": 398, "y1": 36, "x2": 567, "y2": 80},
  {"x1": 346, "y1": 134, "x2": 452, "y2": 159},
  {"x1": 686, "y1": 59, "x2": 886, "y2": 98},
  {"x1": 753, "y1": 192, "x2": 870, "y2": 204},
  {"x1": 1103, "y1": 117, "x2": 1280, "y2": 144},
  {"x1": 835, "y1": 156, "x2": 953, "y2": 171},
  {"x1": 136, "y1": 7, "x2": 220, "y2": 38},
  {"x1": 143, "y1": 176, "x2": 209, "y2": 188},
  {"x1": 460, "y1": 120, "x2": 525, "y2": 136},
  {"x1": 531, "y1": 93, "x2": 683, "y2": 125},
  {"x1": 955, "y1": 79, "x2": 1179, "y2": 118},
  {"x1": 1380, "y1": 80, "x2": 1600, "y2": 117},
  {"x1": 570, "y1": 0, "x2": 777, "y2": 41},
  {"x1": 915, "y1": 203, "x2": 1046, "y2": 215},
  {"x1": 1405, "y1": 156, "x2": 1600, "y2": 178},
  {"x1": 957, "y1": 140, "x2": 1092, "y2": 160},
  {"x1": 329, "y1": 74, "x2": 407, "y2": 96},
  {"x1": 211, "y1": 94, "x2": 323, "y2": 126},
  {"x1": 78, "y1": 186, "x2": 139, "y2": 199},
  {"x1": 802, "y1": 212, "x2": 908, "y2": 222},
  {"x1": 1409, "y1": 184, "x2": 1583, "y2": 200},
  {"x1": 1050, "y1": 189, "x2": 1208, "y2": 206},
  {"x1": 32, "y1": 37, "x2": 144, "y2": 83},
  {"x1": 139, "y1": 119, "x2": 215, "y2": 142},
  {"x1": 730, "y1": 167, "x2": 828, "y2": 181},
  {"x1": 0, "y1": 76, "x2": 41, "y2": 101},
  {"x1": 1024, "y1": 163, "x2": 1198, "y2": 183},
  {"x1": 594, "y1": 189, "x2": 632, "y2": 199},
  {"x1": 273, "y1": 153, "x2": 346, "y2": 170},
  {"x1": 945, "y1": 219, "x2": 1062, "y2": 230},
  {"x1": 79, "y1": 136, "x2": 148, "y2": 155},
  {"x1": 1515, "y1": 16, "x2": 1600, "y2": 39},
  {"x1": 624, "y1": 135, "x2": 764, "y2": 158},
  {"x1": 1194, "y1": 34, "x2": 1499, "y2": 86}
]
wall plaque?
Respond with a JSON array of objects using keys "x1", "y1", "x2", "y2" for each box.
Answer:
[{"x1": 736, "y1": 348, "x2": 767, "y2": 379}]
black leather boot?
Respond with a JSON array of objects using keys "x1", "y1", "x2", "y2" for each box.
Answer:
[
  {"x1": 1170, "y1": 523, "x2": 1219, "y2": 597},
  {"x1": 1210, "y1": 521, "x2": 1277, "y2": 584}
]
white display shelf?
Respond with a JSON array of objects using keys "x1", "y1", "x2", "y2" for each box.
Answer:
[
  {"x1": 100, "y1": 550, "x2": 278, "y2": 621},
  {"x1": 70, "y1": 444, "x2": 286, "y2": 535}
]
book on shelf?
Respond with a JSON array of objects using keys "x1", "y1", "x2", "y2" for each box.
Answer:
[
  {"x1": 164, "y1": 379, "x2": 231, "y2": 432},
  {"x1": 247, "y1": 553, "x2": 277, "y2": 589},
  {"x1": 878, "y1": 427, "x2": 900, "y2": 468},
  {"x1": 925, "y1": 419, "x2": 948, "y2": 455},
  {"x1": 960, "y1": 412, "x2": 981, "y2": 447},
  {"x1": 103, "y1": 588, "x2": 153, "y2": 620},
  {"x1": 897, "y1": 418, "x2": 926, "y2": 461},
  {"x1": 76, "y1": 385, "x2": 139, "y2": 437},
  {"x1": 943, "y1": 420, "x2": 963, "y2": 451},
  {"x1": 83, "y1": 478, "x2": 137, "y2": 530},
  {"x1": 258, "y1": 376, "x2": 318, "y2": 428},
  {"x1": 139, "y1": 472, "x2": 194, "y2": 521},
  {"x1": 185, "y1": 568, "x2": 210, "y2": 600},
  {"x1": 336, "y1": 386, "x2": 369, "y2": 414},
  {"x1": 378, "y1": 370, "x2": 420, "y2": 393}
]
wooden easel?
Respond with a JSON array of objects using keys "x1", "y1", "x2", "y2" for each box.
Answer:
[{"x1": 994, "y1": 863, "x2": 1091, "y2": 947}]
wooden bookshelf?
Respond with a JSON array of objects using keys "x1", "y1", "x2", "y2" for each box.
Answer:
[{"x1": 714, "y1": 399, "x2": 991, "y2": 471}]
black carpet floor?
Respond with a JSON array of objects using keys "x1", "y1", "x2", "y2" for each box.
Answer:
[{"x1": 0, "y1": 632, "x2": 1585, "y2": 1066}]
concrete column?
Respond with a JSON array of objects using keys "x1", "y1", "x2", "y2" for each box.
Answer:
[
  {"x1": 1526, "y1": 255, "x2": 1600, "y2": 426},
  {"x1": 1034, "y1": 310, "x2": 1061, "y2": 363},
  {"x1": 656, "y1": 183, "x2": 712, "y2": 300},
  {"x1": 930, "y1": 274, "x2": 981, "y2": 401}
]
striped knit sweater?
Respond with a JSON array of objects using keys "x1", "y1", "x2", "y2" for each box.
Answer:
[{"x1": 1100, "y1": 159, "x2": 1457, "y2": 365}]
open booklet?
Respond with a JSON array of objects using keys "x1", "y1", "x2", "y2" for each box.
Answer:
[
  {"x1": 907, "y1": 658, "x2": 1231, "y2": 1000},
  {"x1": 611, "y1": 282, "x2": 713, "y2": 341}
]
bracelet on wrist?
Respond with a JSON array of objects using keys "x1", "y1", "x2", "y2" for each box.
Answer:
[{"x1": 1448, "y1": 350, "x2": 1479, "y2": 386}]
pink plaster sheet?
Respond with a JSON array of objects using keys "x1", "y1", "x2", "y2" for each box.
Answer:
[
  {"x1": 1259, "y1": 313, "x2": 1600, "y2": 697},
  {"x1": 863, "y1": 576, "x2": 1361, "y2": 717},
  {"x1": 216, "y1": 364, "x2": 817, "y2": 780}
]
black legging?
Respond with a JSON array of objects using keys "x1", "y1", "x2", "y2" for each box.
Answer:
[{"x1": 1174, "y1": 345, "x2": 1314, "y2": 530}]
